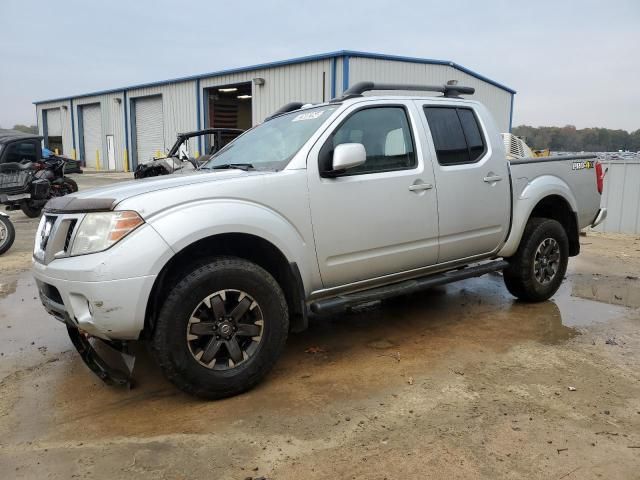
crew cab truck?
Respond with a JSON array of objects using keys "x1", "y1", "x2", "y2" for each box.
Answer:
[{"x1": 32, "y1": 82, "x2": 607, "y2": 399}]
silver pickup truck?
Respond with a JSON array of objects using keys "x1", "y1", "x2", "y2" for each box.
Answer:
[{"x1": 33, "y1": 82, "x2": 606, "y2": 398}]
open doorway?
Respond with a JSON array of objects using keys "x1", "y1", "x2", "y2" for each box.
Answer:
[{"x1": 206, "y1": 83, "x2": 252, "y2": 131}]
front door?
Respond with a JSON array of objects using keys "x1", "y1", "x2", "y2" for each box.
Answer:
[
  {"x1": 421, "y1": 103, "x2": 510, "y2": 262},
  {"x1": 308, "y1": 101, "x2": 439, "y2": 288}
]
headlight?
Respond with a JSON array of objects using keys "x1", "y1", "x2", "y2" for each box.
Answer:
[{"x1": 70, "y1": 211, "x2": 144, "y2": 256}]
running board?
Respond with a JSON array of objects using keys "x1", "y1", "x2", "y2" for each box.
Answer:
[{"x1": 310, "y1": 260, "x2": 509, "y2": 315}]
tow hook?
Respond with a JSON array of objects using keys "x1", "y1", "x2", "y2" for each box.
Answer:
[{"x1": 67, "y1": 327, "x2": 135, "y2": 387}]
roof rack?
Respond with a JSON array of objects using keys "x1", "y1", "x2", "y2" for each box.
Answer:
[
  {"x1": 264, "y1": 102, "x2": 305, "y2": 121},
  {"x1": 331, "y1": 81, "x2": 475, "y2": 102}
]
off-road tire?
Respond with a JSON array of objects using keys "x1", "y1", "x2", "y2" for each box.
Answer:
[
  {"x1": 151, "y1": 256, "x2": 289, "y2": 399},
  {"x1": 63, "y1": 177, "x2": 79, "y2": 193},
  {"x1": 0, "y1": 216, "x2": 15, "y2": 255},
  {"x1": 503, "y1": 218, "x2": 569, "y2": 302},
  {"x1": 20, "y1": 202, "x2": 42, "y2": 218}
]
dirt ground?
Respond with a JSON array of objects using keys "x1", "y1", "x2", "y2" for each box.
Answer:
[{"x1": 0, "y1": 174, "x2": 639, "y2": 480}]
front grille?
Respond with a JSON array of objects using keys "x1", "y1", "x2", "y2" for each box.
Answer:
[
  {"x1": 63, "y1": 219, "x2": 77, "y2": 252},
  {"x1": 34, "y1": 213, "x2": 83, "y2": 264}
]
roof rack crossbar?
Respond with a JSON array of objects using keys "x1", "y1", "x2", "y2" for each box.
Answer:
[{"x1": 333, "y1": 81, "x2": 475, "y2": 101}]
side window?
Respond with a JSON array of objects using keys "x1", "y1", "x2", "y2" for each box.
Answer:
[
  {"x1": 319, "y1": 106, "x2": 416, "y2": 175},
  {"x1": 4, "y1": 141, "x2": 38, "y2": 163},
  {"x1": 424, "y1": 107, "x2": 486, "y2": 165}
]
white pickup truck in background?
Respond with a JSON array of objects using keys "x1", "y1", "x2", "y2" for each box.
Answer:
[{"x1": 32, "y1": 82, "x2": 607, "y2": 399}]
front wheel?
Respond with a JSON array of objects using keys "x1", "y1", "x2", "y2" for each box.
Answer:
[
  {"x1": 503, "y1": 218, "x2": 569, "y2": 302},
  {"x1": 151, "y1": 256, "x2": 289, "y2": 399},
  {"x1": 0, "y1": 215, "x2": 15, "y2": 255}
]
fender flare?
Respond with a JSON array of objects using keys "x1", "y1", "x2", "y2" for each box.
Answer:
[{"x1": 499, "y1": 175, "x2": 578, "y2": 258}]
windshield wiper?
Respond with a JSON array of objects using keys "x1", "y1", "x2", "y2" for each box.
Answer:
[{"x1": 210, "y1": 163, "x2": 254, "y2": 171}]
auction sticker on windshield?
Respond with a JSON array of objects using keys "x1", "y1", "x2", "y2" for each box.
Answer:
[{"x1": 292, "y1": 110, "x2": 326, "y2": 122}]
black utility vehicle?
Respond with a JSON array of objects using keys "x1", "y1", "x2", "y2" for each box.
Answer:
[{"x1": 134, "y1": 128, "x2": 244, "y2": 179}]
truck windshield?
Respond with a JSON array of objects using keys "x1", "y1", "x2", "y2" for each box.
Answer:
[{"x1": 203, "y1": 105, "x2": 338, "y2": 171}]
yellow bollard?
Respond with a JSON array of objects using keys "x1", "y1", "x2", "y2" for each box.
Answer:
[
  {"x1": 71, "y1": 149, "x2": 76, "y2": 160},
  {"x1": 96, "y1": 150, "x2": 101, "y2": 171},
  {"x1": 155, "y1": 150, "x2": 161, "y2": 158},
  {"x1": 194, "y1": 151, "x2": 199, "y2": 158},
  {"x1": 54, "y1": 148, "x2": 59, "y2": 155},
  {"x1": 123, "y1": 149, "x2": 129, "y2": 173}
]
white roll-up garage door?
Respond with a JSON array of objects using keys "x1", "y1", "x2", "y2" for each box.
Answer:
[
  {"x1": 45, "y1": 109, "x2": 62, "y2": 137},
  {"x1": 134, "y1": 96, "x2": 164, "y2": 165},
  {"x1": 81, "y1": 104, "x2": 102, "y2": 169}
]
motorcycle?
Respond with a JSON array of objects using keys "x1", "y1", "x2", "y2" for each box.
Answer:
[
  {"x1": 0, "y1": 212, "x2": 15, "y2": 255},
  {"x1": 0, "y1": 155, "x2": 78, "y2": 218}
]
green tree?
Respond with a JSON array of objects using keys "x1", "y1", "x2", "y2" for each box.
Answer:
[
  {"x1": 512, "y1": 125, "x2": 637, "y2": 152},
  {"x1": 12, "y1": 124, "x2": 38, "y2": 134}
]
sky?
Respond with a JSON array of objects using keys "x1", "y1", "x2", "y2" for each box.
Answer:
[{"x1": 0, "y1": 0, "x2": 638, "y2": 131}]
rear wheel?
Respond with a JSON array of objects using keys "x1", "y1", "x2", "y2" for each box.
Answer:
[
  {"x1": 0, "y1": 216, "x2": 15, "y2": 255},
  {"x1": 503, "y1": 218, "x2": 569, "y2": 302},
  {"x1": 63, "y1": 177, "x2": 78, "y2": 193},
  {"x1": 152, "y1": 256, "x2": 289, "y2": 399},
  {"x1": 20, "y1": 201, "x2": 42, "y2": 218}
]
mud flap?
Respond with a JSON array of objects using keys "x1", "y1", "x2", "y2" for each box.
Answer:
[{"x1": 67, "y1": 327, "x2": 135, "y2": 387}]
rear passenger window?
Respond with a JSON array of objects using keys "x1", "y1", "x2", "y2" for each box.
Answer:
[{"x1": 424, "y1": 107, "x2": 486, "y2": 165}]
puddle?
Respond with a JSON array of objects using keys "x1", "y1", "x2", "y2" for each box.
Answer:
[{"x1": 0, "y1": 272, "x2": 71, "y2": 381}]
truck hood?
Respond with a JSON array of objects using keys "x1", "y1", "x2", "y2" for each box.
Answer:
[{"x1": 45, "y1": 170, "x2": 270, "y2": 213}]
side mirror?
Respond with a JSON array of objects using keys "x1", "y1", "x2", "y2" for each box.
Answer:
[{"x1": 331, "y1": 143, "x2": 366, "y2": 172}]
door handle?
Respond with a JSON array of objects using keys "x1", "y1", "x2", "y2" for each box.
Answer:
[
  {"x1": 408, "y1": 183, "x2": 433, "y2": 192},
  {"x1": 483, "y1": 175, "x2": 503, "y2": 183}
]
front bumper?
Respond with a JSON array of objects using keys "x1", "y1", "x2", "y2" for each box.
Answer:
[{"x1": 33, "y1": 264, "x2": 156, "y2": 340}]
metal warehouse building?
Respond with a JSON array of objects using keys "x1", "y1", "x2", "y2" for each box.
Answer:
[{"x1": 34, "y1": 50, "x2": 516, "y2": 171}]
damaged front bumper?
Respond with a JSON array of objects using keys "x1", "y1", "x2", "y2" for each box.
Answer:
[{"x1": 36, "y1": 284, "x2": 135, "y2": 386}]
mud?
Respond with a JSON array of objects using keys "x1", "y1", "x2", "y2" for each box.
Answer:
[{"x1": 0, "y1": 177, "x2": 639, "y2": 479}]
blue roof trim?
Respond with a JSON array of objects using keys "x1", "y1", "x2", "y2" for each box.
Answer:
[{"x1": 33, "y1": 50, "x2": 515, "y2": 104}]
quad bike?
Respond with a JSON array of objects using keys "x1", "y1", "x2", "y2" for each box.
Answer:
[
  {"x1": 0, "y1": 155, "x2": 78, "y2": 218},
  {"x1": 0, "y1": 212, "x2": 15, "y2": 255}
]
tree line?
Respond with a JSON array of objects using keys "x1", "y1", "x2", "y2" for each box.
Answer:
[{"x1": 513, "y1": 125, "x2": 640, "y2": 152}]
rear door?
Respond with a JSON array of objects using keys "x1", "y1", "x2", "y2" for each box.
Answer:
[
  {"x1": 307, "y1": 100, "x2": 439, "y2": 288},
  {"x1": 420, "y1": 102, "x2": 510, "y2": 263}
]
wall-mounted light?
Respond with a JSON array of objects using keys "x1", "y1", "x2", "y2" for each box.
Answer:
[
  {"x1": 218, "y1": 87, "x2": 238, "y2": 93},
  {"x1": 237, "y1": 94, "x2": 252, "y2": 99},
  {"x1": 114, "y1": 97, "x2": 122, "y2": 105},
  {"x1": 253, "y1": 77, "x2": 265, "y2": 86},
  {"x1": 61, "y1": 105, "x2": 68, "y2": 111}
]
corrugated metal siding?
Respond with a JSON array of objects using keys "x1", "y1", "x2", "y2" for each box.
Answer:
[
  {"x1": 200, "y1": 59, "x2": 333, "y2": 125},
  {"x1": 34, "y1": 55, "x2": 511, "y2": 171},
  {"x1": 349, "y1": 58, "x2": 513, "y2": 133},
  {"x1": 594, "y1": 161, "x2": 640, "y2": 234}
]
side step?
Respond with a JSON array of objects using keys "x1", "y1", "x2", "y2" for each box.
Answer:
[{"x1": 310, "y1": 260, "x2": 509, "y2": 315}]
